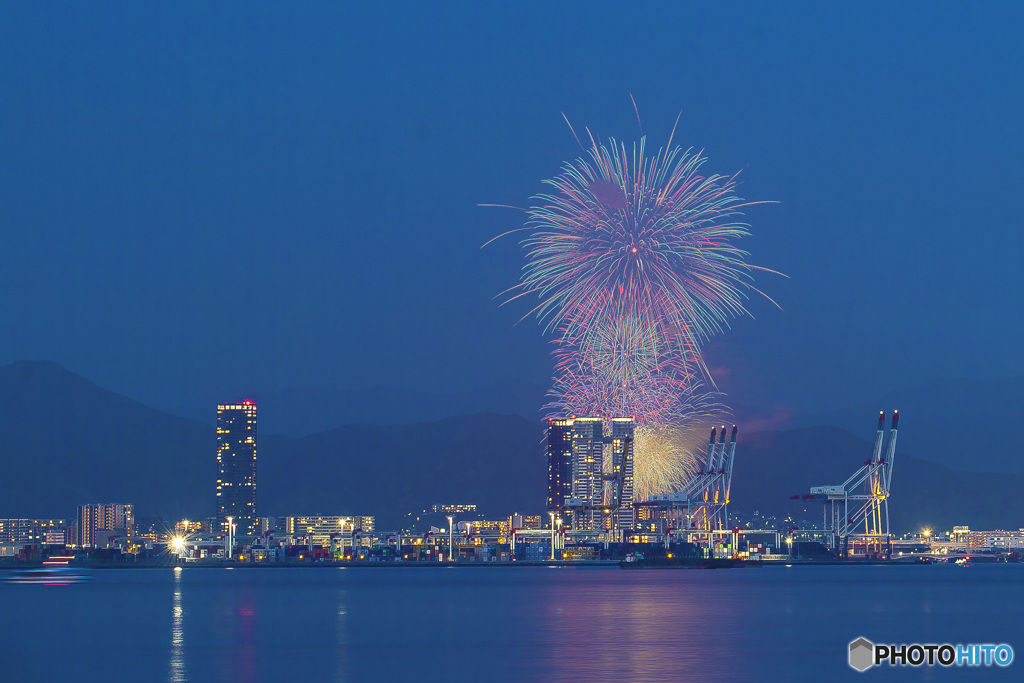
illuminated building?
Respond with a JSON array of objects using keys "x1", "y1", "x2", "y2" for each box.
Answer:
[
  {"x1": 546, "y1": 418, "x2": 573, "y2": 514},
  {"x1": 75, "y1": 504, "x2": 134, "y2": 548},
  {"x1": 633, "y1": 502, "x2": 669, "y2": 534},
  {"x1": 431, "y1": 504, "x2": 477, "y2": 515},
  {"x1": 509, "y1": 513, "x2": 542, "y2": 530},
  {"x1": 610, "y1": 417, "x2": 636, "y2": 530},
  {"x1": 473, "y1": 519, "x2": 509, "y2": 539},
  {"x1": 569, "y1": 417, "x2": 603, "y2": 530},
  {"x1": 560, "y1": 416, "x2": 635, "y2": 533},
  {"x1": 174, "y1": 520, "x2": 205, "y2": 535},
  {"x1": 216, "y1": 400, "x2": 258, "y2": 538},
  {"x1": 280, "y1": 515, "x2": 376, "y2": 548},
  {"x1": 0, "y1": 519, "x2": 68, "y2": 545}
]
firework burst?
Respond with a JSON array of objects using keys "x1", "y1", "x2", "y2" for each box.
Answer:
[
  {"x1": 632, "y1": 424, "x2": 702, "y2": 502},
  {"x1": 517, "y1": 136, "x2": 773, "y2": 377},
  {"x1": 490, "y1": 116, "x2": 776, "y2": 500}
]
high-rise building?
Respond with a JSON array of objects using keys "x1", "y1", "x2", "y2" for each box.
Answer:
[
  {"x1": 570, "y1": 417, "x2": 604, "y2": 530},
  {"x1": 610, "y1": 417, "x2": 636, "y2": 530},
  {"x1": 75, "y1": 504, "x2": 134, "y2": 548},
  {"x1": 546, "y1": 418, "x2": 574, "y2": 514},
  {"x1": 557, "y1": 416, "x2": 636, "y2": 533},
  {"x1": 216, "y1": 400, "x2": 258, "y2": 538}
]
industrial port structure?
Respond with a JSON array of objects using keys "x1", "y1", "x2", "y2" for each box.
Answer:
[
  {"x1": 797, "y1": 411, "x2": 900, "y2": 556},
  {"x1": 547, "y1": 410, "x2": 902, "y2": 559}
]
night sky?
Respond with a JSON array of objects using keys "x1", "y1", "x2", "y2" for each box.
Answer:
[{"x1": 2, "y1": 3, "x2": 1022, "y2": 424}]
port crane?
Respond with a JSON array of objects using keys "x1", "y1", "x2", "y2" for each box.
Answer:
[
  {"x1": 649, "y1": 425, "x2": 737, "y2": 547},
  {"x1": 800, "y1": 411, "x2": 899, "y2": 556}
]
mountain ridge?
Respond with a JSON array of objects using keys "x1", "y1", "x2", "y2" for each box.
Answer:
[{"x1": 1, "y1": 360, "x2": 1020, "y2": 532}]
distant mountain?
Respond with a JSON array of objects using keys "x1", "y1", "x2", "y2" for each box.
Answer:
[
  {"x1": 793, "y1": 376, "x2": 1024, "y2": 473},
  {"x1": 156, "y1": 381, "x2": 549, "y2": 437},
  {"x1": 732, "y1": 426, "x2": 1024, "y2": 533},
  {"x1": 1, "y1": 360, "x2": 1020, "y2": 533},
  {"x1": 147, "y1": 373, "x2": 1024, "y2": 474},
  {"x1": 0, "y1": 361, "x2": 545, "y2": 527},
  {"x1": 0, "y1": 360, "x2": 213, "y2": 520},
  {"x1": 259, "y1": 414, "x2": 545, "y2": 529}
]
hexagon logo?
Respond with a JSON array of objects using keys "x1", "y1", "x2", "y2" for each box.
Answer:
[{"x1": 849, "y1": 637, "x2": 874, "y2": 672}]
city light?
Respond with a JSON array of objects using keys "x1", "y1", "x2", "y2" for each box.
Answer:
[
  {"x1": 447, "y1": 515, "x2": 454, "y2": 562},
  {"x1": 549, "y1": 511, "x2": 557, "y2": 561}
]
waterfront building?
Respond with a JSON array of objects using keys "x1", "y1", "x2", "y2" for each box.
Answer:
[
  {"x1": 174, "y1": 520, "x2": 205, "y2": 535},
  {"x1": 610, "y1": 417, "x2": 636, "y2": 530},
  {"x1": 561, "y1": 416, "x2": 635, "y2": 533},
  {"x1": 75, "y1": 504, "x2": 134, "y2": 548},
  {"x1": 472, "y1": 519, "x2": 509, "y2": 540},
  {"x1": 546, "y1": 418, "x2": 574, "y2": 515},
  {"x1": 569, "y1": 417, "x2": 604, "y2": 530},
  {"x1": 216, "y1": 400, "x2": 258, "y2": 538},
  {"x1": 279, "y1": 515, "x2": 376, "y2": 548},
  {"x1": 634, "y1": 502, "x2": 670, "y2": 534},
  {"x1": 509, "y1": 513, "x2": 542, "y2": 530},
  {"x1": 0, "y1": 519, "x2": 68, "y2": 545}
]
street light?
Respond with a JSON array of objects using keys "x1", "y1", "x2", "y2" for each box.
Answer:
[
  {"x1": 171, "y1": 535, "x2": 186, "y2": 561},
  {"x1": 226, "y1": 516, "x2": 234, "y2": 559},
  {"x1": 786, "y1": 536, "x2": 793, "y2": 557},
  {"x1": 447, "y1": 515, "x2": 454, "y2": 562},
  {"x1": 549, "y1": 511, "x2": 557, "y2": 561}
]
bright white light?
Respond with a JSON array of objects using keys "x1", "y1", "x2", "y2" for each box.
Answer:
[{"x1": 171, "y1": 536, "x2": 186, "y2": 552}]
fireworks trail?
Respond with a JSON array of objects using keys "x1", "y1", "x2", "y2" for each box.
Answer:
[
  {"x1": 633, "y1": 424, "x2": 701, "y2": 503},
  {"x1": 489, "y1": 114, "x2": 777, "y2": 499},
  {"x1": 514, "y1": 136, "x2": 778, "y2": 379}
]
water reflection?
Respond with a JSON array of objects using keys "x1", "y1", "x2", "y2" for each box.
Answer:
[
  {"x1": 169, "y1": 567, "x2": 185, "y2": 683},
  {"x1": 336, "y1": 586, "x2": 348, "y2": 682},
  {"x1": 236, "y1": 590, "x2": 257, "y2": 682},
  {"x1": 537, "y1": 574, "x2": 745, "y2": 681},
  {"x1": 5, "y1": 564, "x2": 1013, "y2": 682}
]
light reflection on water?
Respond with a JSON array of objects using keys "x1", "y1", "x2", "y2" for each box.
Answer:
[
  {"x1": 2, "y1": 564, "x2": 1023, "y2": 682},
  {"x1": 169, "y1": 567, "x2": 185, "y2": 683}
]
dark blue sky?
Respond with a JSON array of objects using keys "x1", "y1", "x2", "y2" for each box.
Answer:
[{"x1": 2, "y1": 3, "x2": 1022, "y2": 421}]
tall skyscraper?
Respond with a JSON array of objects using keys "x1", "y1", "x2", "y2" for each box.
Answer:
[
  {"x1": 610, "y1": 417, "x2": 636, "y2": 530},
  {"x1": 569, "y1": 417, "x2": 604, "y2": 530},
  {"x1": 557, "y1": 416, "x2": 636, "y2": 533},
  {"x1": 546, "y1": 418, "x2": 574, "y2": 515},
  {"x1": 216, "y1": 400, "x2": 257, "y2": 538}
]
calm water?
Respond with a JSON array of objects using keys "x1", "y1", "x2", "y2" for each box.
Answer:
[{"x1": 2, "y1": 563, "x2": 1022, "y2": 682}]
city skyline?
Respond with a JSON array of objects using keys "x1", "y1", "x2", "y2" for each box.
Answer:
[{"x1": 1, "y1": 359, "x2": 1023, "y2": 535}]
